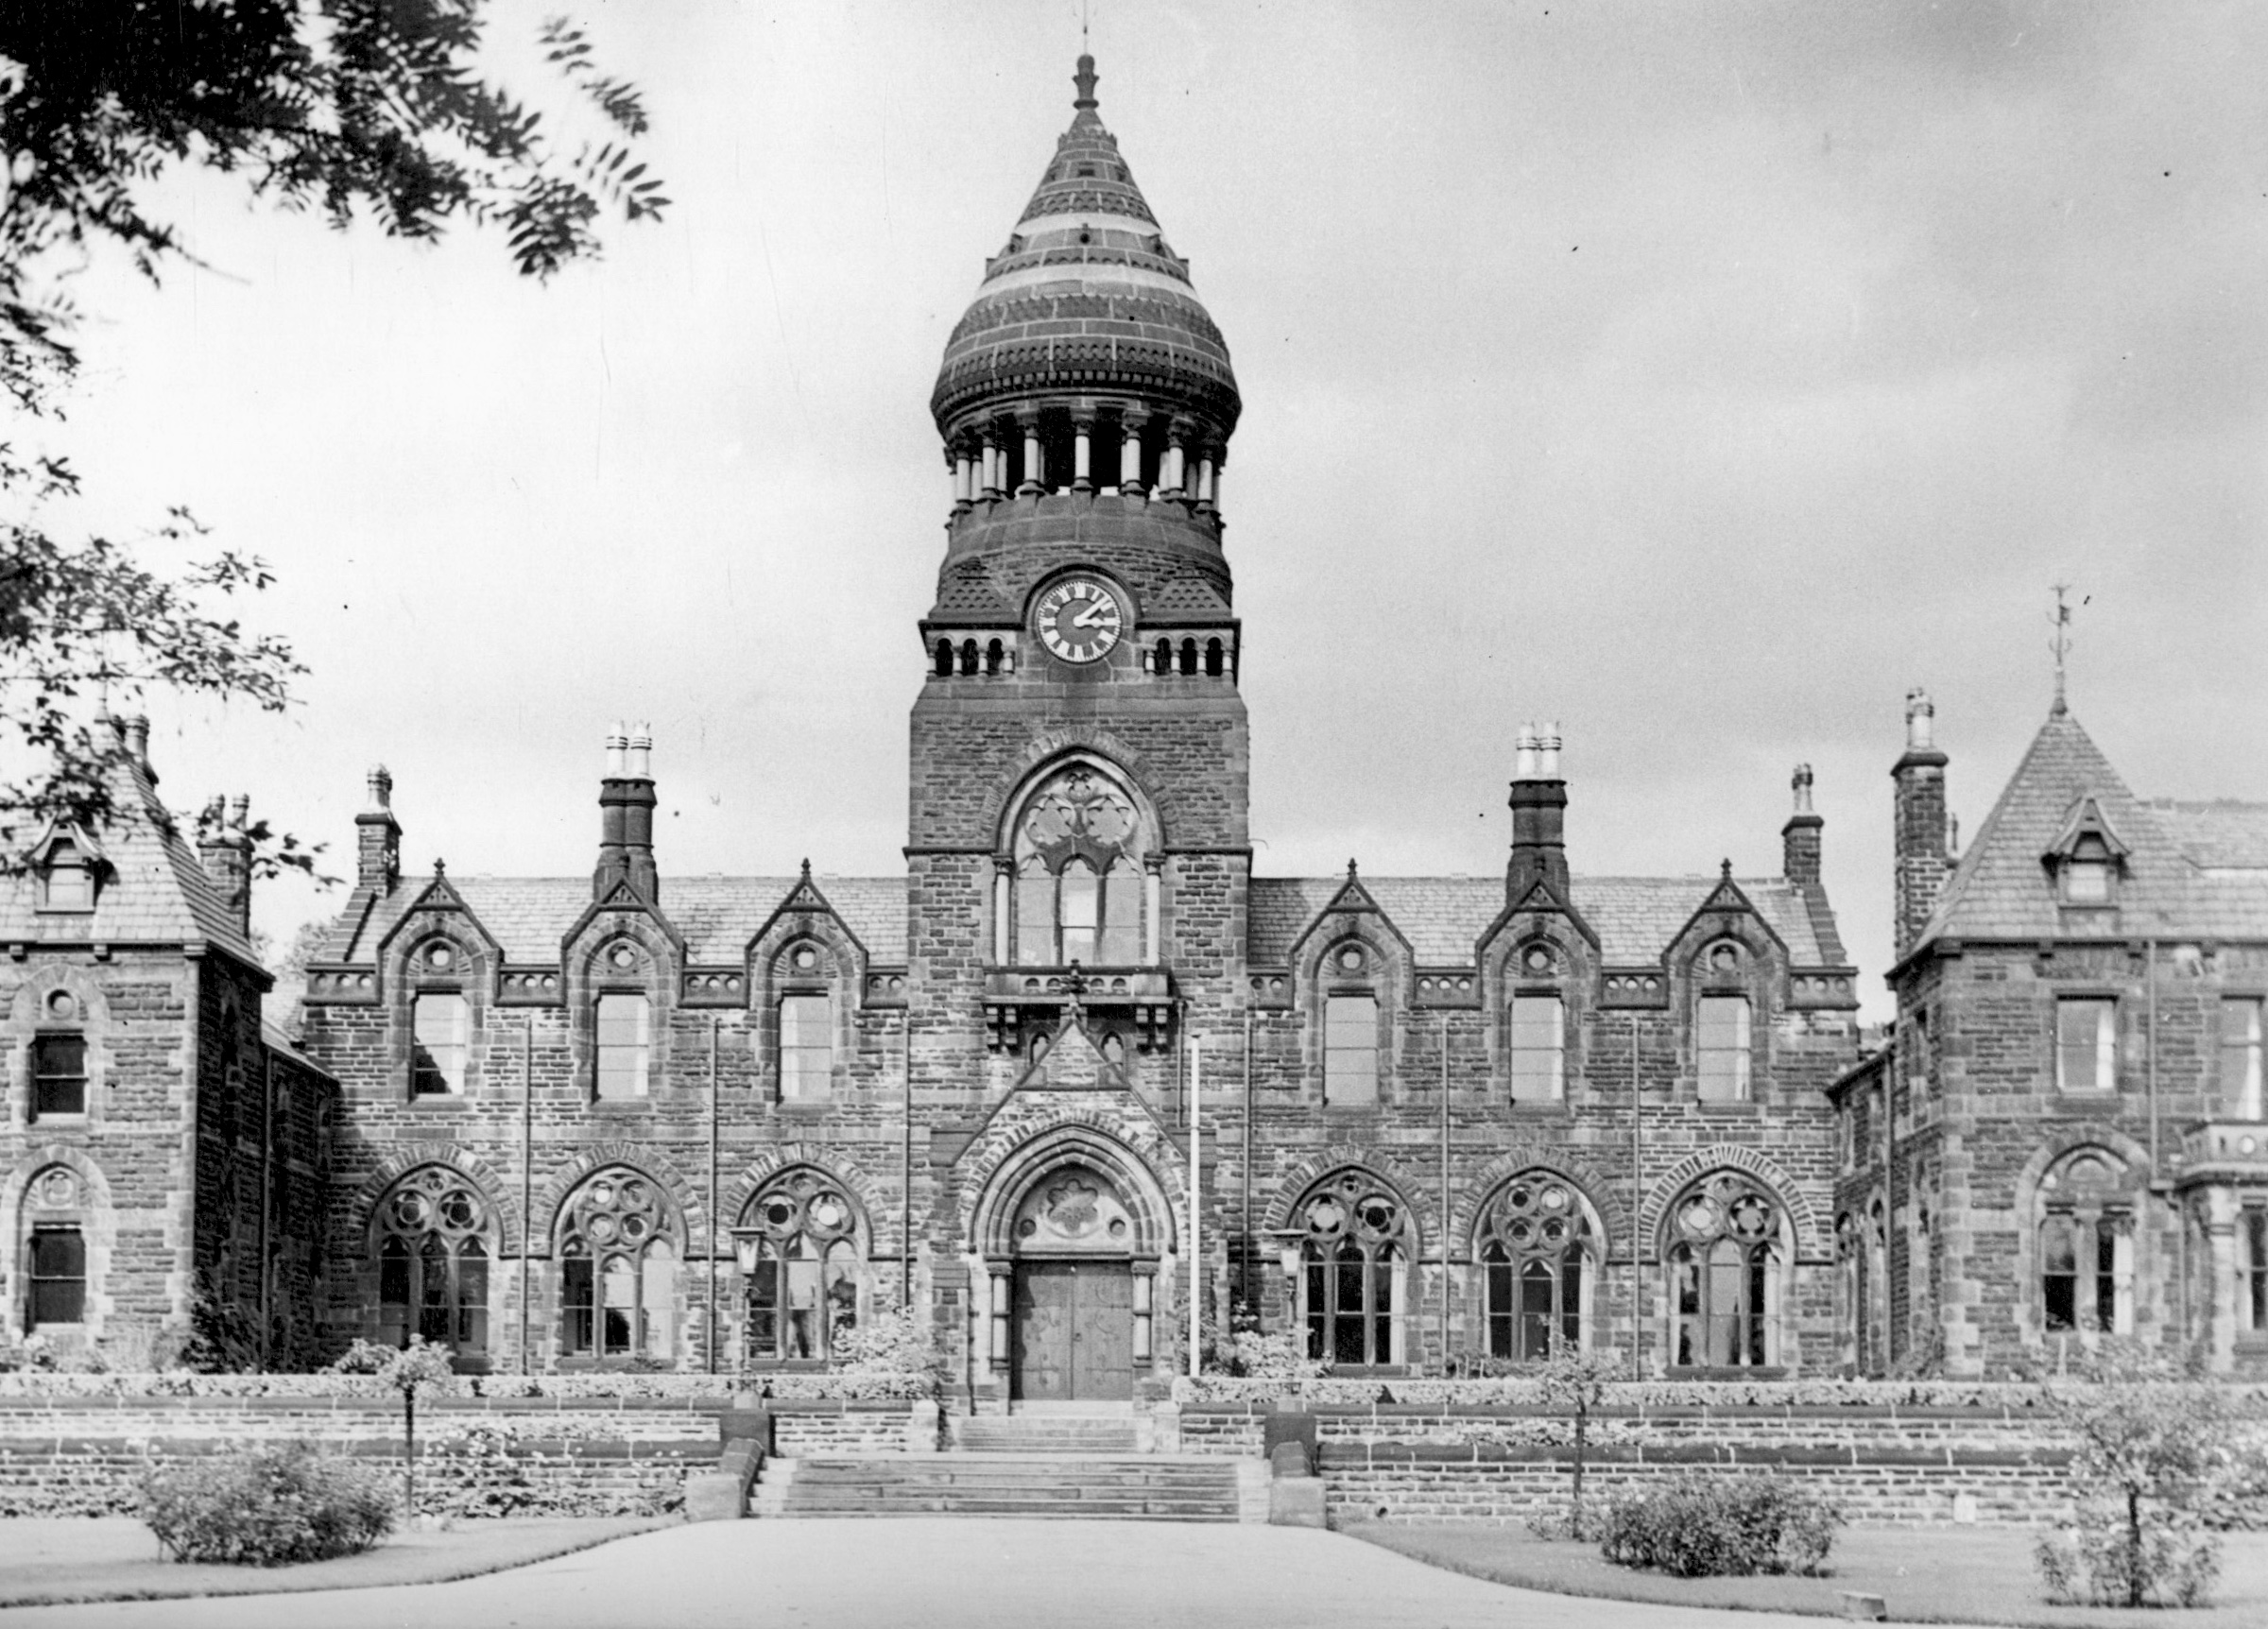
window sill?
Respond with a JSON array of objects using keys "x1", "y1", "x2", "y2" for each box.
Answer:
[
  {"x1": 591, "y1": 1099, "x2": 656, "y2": 1112},
  {"x1": 27, "y1": 1114, "x2": 88, "y2": 1128},
  {"x1": 408, "y1": 1096, "x2": 470, "y2": 1110},
  {"x1": 1693, "y1": 1101, "x2": 1763, "y2": 1115},
  {"x1": 777, "y1": 1100, "x2": 834, "y2": 1116}
]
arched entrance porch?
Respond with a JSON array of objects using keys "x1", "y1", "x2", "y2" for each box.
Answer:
[{"x1": 969, "y1": 1127, "x2": 1177, "y2": 1402}]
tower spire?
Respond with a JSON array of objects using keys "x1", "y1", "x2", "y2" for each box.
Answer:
[{"x1": 2049, "y1": 582, "x2": 2079, "y2": 717}]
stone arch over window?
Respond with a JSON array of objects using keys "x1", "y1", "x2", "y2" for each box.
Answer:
[
  {"x1": 2024, "y1": 1140, "x2": 2145, "y2": 1347},
  {"x1": 556, "y1": 1163, "x2": 684, "y2": 1364},
  {"x1": 369, "y1": 1163, "x2": 495, "y2": 1363},
  {"x1": 973, "y1": 728, "x2": 1188, "y2": 847},
  {"x1": 1288, "y1": 1167, "x2": 1417, "y2": 1367},
  {"x1": 1000, "y1": 756, "x2": 1158, "y2": 969},
  {"x1": 1292, "y1": 921, "x2": 1411, "y2": 1107},
  {"x1": 747, "y1": 905, "x2": 866, "y2": 1104},
  {"x1": 7, "y1": 1153, "x2": 112, "y2": 1342},
  {"x1": 350, "y1": 1145, "x2": 524, "y2": 1258},
  {"x1": 1665, "y1": 909, "x2": 1787, "y2": 1103},
  {"x1": 10, "y1": 966, "x2": 110, "y2": 1124},
  {"x1": 1473, "y1": 1170, "x2": 1602, "y2": 1360},
  {"x1": 1659, "y1": 1168, "x2": 1795, "y2": 1370},
  {"x1": 736, "y1": 1165, "x2": 867, "y2": 1364},
  {"x1": 968, "y1": 1123, "x2": 1177, "y2": 1261},
  {"x1": 1639, "y1": 1143, "x2": 1822, "y2": 1260}
]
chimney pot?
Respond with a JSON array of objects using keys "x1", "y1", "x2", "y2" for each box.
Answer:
[
  {"x1": 1513, "y1": 724, "x2": 1538, "y2": 781},
  {"x1": 365, "y1": 764, "x2": 393, "y2": 813},
  {"x1": 1538, "y1": 721, "x2": 1562, "y2": 780},
  {"x1": 1792, "y1": 763, "x2": 1814, "y2": 815},
  {"x1": 1904, "y1": 687, "x2": 1934, "y2": 751}
]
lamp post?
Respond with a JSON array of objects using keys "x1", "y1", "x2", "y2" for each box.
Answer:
[
  {"x1": 730, "y1": 1229, "x2": 762, "y2": 1373},
  {"x1": 1189, "y1": 1034, "x2": 1203, "y2": 1380}
]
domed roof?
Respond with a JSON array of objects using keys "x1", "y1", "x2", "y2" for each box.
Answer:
[{"x1": 930, "y1": 56, "x2": 1240, "y2": 444}]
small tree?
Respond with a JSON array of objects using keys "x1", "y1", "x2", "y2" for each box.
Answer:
[
  {"x1": 1536, "y1": 1337, "x2": 1622, "y2": 1540},
  {"x1": 2035, "y1": 1343, "x2": 2225, "y2": 1608},
  {"x1": 330, "y1": 1337, "x2": 456, "y2": 1519}
]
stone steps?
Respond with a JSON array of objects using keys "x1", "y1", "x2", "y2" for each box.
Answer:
[
  {"x1": 754, "y1": 1453, "x2": 1243, "y2": 1521},
  {"x1": 950, "y1": 1415, "x2": 1141, "y2": 1454}
]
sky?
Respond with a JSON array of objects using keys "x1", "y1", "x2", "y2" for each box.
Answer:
[{"x1": 43, "y1": 0, "x2": 2268, "y2": 1019}]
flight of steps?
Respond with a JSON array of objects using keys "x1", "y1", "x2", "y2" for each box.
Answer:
[{"x1": 750, "y1": 1409, "x2": 1257, "y2": 1521}]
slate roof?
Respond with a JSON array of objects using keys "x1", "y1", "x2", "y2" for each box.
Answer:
[
  {"x1": 1246, "y1": 873, "x2": 1839, "y2": 967},
  {"x1": 0, "y1": 750, "x2": 260, "y2": 967},
  {"x1": 1916, "y1": 709, "x2": 2268, "y2": 950},
  {"x1": 334, "y1": 875, "x2": 910, "y2": 966}
]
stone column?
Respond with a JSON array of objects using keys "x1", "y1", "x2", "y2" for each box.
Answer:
[
  {"x1": 993, "y1": 858, "x2": 1014, "y2": 965},
  {"x1": 1132, "y1": 1265, "x2": 1156, "y2": 1363},
  {"x1": 2205, "y1": 1191, "x2": 2238, "y2": 1371},
  {"x1": 1120, "y1": 412, "x2": 1146, "y2": 498},
  {"x1": 954, "y1": 446, "x2": 975, "y2": 512},
  {"x1": 1161, "y1": 422, "x2": 1187, "y2": 498},
  {"x1": 981, "y1": 432, "x2": 1003, "y2": 499},
  {"x1": 989, "y1": 1265, "x2": 1013, "y2": 1375},
  {"x1": 1143, "y1": 853, "x2": 1163, "y2": 966},
  {"x1": 1018, "y1": 414, "x2": 1042, "y2": 496},
  {"x1": 1195, "y1": 454, "x2": 1216, "y2": 513},
  {"x1": 1072, "y1": 411, "x2": 1094, "y2": 494}
]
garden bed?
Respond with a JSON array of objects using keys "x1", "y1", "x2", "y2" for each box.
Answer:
[
  {"x1": 0, "y1": 1515, "x2": 662, "y2": 1608},
  {"x1": 1345, "y1": 1522, "x2": 2268, "y2": 1628}
]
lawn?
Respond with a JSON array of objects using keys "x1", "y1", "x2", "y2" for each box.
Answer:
[
  {"x1": 1345, "y1": 1522, "x2": 2268, "y2": 1629},
  {"x1": 0, "y1": 1516, "x2": 665, "y2": 1608}
]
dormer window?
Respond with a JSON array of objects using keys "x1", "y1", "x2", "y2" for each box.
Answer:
[
  {"x1": 39, "y1": 840, "x2": 94, "y2": 912},
  {"x1": 2045, "y1": 797, "x2": 2128, "y2": 907}
]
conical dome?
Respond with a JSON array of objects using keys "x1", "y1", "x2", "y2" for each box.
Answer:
[{"x1": 930, "y1": 56, "x2": 1241, "y2": 447}]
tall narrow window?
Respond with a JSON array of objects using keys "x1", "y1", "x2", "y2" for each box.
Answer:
[
  {"x1": 31, "y1": 1033, "x2": 86, "y2": 1118},
  {"x1": 1296, "y1": 1173, "x2": 1404, "y2": 1366},
  {"x1": 1016, "y1": 856, "x2": 1055, "y2": 967},
  {"x1": 2242, "y1": 1210, "x2": 2268, "y2": 1336},
  {"x1": 2056, "y1": 999, "x2": 2115, "y2": 1092},
  {"x1": 2038, "y1": 1149, "x2": 2134, "y2": 1339},
  {"x1": 2222, "y1": 999, "x2": 2264, "y2": 1120},
  {"x1": 1324, "y1": 993, "x2": 1379, "y2": 1106},
  {"x1": 411, "y1": 993, "x2": 468, "y2": 1096},
  {"x1": 1696, "y1": 996, "x2": 1751, "y2": 1101},
  {"x1": 595, "y1": 993, "x2": 650, "y2": 1100},
  {"x1": 1099, "y1": 858, "x2": 1142, "y2": 964},
  {"x1": 1058, "y1": 859, "x2": 1099, "y2": 966},
  {"x1": 1509, "y1": 995, "x2": 1564, "y2": 1102},
  {"x1": 27, "y1": 1226, "x2": 86, "y2": 1328},
  {"x1": 372, "y1": 1167, "x2": 490, "y2": 1359},
  {"x1": 780, "y1": 994, "x2": 833, "y2": 1101}
]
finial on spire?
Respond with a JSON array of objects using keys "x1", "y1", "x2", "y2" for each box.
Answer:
[
  {"x1": 2049, "y1": 582, "x2": 2081, "y2": 717},
  {"x1": 800, "y1": 857, "x2": 812, "y2": 882},
  {"x1": 1347, "y1": 857, "x2": 1359, "y2": 881},
  {"x1": 1074, "y1": 52, "x2": 1098, "y2": 111},
  {"x1": 434, "y1": 858, "x2": 447, "y2": 878}
]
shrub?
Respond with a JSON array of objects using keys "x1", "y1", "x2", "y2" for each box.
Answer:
[
  {"x1": 1600, "y1": 1473, "x2": 1841, "y2": 1578},
  {"x1": 2033, "y1": 1342, "x2": 2225, "y2": 1608},
  {"x1": 825, "y1": 1307, "x2": 951, "y2": 1398},
  {"x1": 141, "y1": 1442, "x2": 394, "y2": 1566},
  {"x1": 1203, "y1": 1304, "x2": 1325, "y2": 1380}
]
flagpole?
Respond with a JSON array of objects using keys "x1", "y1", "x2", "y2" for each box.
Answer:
[{"x1": 1188, "y1": 1034, "x2": 1203, "y2": 1380}]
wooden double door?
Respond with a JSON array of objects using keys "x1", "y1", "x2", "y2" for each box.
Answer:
[{"x1": 1011, "y1": 1260, "x2": 1133, "y2": 1400}]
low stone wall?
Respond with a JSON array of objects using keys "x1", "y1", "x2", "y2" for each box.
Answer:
[
  {"x1": 769, "y1": 1400, "x2": 934, "y2": 1456},
  {"x1": 1181, "y1": 1394, "x2": 2268, "y2": 1528}
]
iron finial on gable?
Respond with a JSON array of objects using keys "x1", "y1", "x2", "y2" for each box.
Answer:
[{"x1": 1720, "y1": 857, "x2": 1732, "y2": 881}]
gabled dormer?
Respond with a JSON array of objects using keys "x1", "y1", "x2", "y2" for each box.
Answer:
[
  {"x1": 26, "y1": 824, "x2": 104, "y2": 915},
  {"x1": 2044, "y1": 794, "x2": 2130, "y2": 909}
]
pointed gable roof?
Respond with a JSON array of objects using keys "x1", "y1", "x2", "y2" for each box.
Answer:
[
  {"x1": 1916, "y1": 709, "x2": 2194, "y2": 947},
  {"x1": 1014, "y1": 1009, "x2": 1131, "y2": 1092}
]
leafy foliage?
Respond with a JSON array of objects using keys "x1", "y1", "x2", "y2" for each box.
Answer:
[
  {"x1": 2033, "y1": 1342, "x2": 2226, "y2": 1608},
  {"x1": 1527, "y1": 1339, "x2": 1622, "y2": 1540},
  {"x1": 140, "y1": 1440, "x2": 394, "y2": 1566},
  {"x1": 1599, "y1": 1472, "x2": 1842, "y2": 1578},
  {"x1": 824, "y1": 1307, "x2": 952, "y2": 1399},
  {"x1": 422, "y1": 1421, "x2": 684, "y2": 1520},
  {"x1": 0, "y1": 2, "x2": 666, "y2": 870},
  {"x1": 1202, "y1": 1302, "x2": 1325, "y2": 1380},
  {"x1": 329, "y1": 1335, "x2": 456, "y2": 1515}
]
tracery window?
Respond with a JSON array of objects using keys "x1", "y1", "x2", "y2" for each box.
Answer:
[
  {"x1": 2038, "y1": 1148, "x2": 2133, "y2": 1338},
  {"x1": 1666, "y1": 1172, "x2": 1782, "y2": 1369},
  {"x1": 373, "y1": 1166, "x2": 490, "y2": 1359},
  {"x1": 739, "y1": 1170, "x2": 861, "y2": 1363},
  {"x1": 1009, "y1": 764, "x2": 1147, "y2": 967},
  {"x1": 1477, "y1": 1175, "x2": 1591, "y2": 1360},
  {"x1": 559, "y1": 1168, "x2": 678, "y2": 1363},
  {"x1": 1297, "y1": 1172, "x2": 1407, "y2": 1367}
]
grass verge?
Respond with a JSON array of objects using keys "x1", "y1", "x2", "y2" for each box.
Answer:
[
  {"x1": 0, "y1": 1516, "x2": 666, "y2": 1608},
  {"x1": 1343, "y1": 1522, "x2": 2268, "y2": 1628}
]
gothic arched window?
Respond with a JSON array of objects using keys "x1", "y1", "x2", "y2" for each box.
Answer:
[
  {"x1": 1477, "y1": 1175, "x2": 1593, "y2": 1360},
  {"x1": 1296, "y1": 1171, "x2": 1409, "y2": 1367},
  {"x1": 23, "y1": 1166, "x2": 89, "y2": 1330},
  {"x1": 739, "y1": 1170, "x2": 861, "y2": 1364},
  {"x1": 559, "y1": 1168, "x2": 679, "y2": 1363},
  {"x1": 1666, "y1": 1172, "x2": 1784, "y2": 1369},
  {"x1": 1009, "y1": 764, "x2": 1148, "y2": 968},
  {"x1": 372, "y1": 1166, "x2": 490, "y2": 1360},
  {"x1": 2038, "y1": 1147, "x2": 2135, "y2": 1339}
]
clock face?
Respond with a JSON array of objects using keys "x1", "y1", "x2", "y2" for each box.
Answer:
[{"x1": 1035, "y1": 577, "x2": 1125, "y2": 664}]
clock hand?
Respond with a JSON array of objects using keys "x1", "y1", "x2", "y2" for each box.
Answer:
[{"x1": 1072, "y1": 601, "x2": 1114, "y2": 628}]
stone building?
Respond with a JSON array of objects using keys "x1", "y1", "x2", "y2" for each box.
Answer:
[
  {"x1": 0, "y1": 718, "x2": 336, "y2": 1365},
  {"x1": 1831, "y1": 691, "x2": 2268, "y2": 1377},
  {"x1": 284, "y1": 55, "x2": 1863, "y2": 1392}
]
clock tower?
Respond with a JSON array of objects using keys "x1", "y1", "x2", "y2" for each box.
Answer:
[{"x1": 908, "y1": 52, "x2": 1246, "y2": 1093}]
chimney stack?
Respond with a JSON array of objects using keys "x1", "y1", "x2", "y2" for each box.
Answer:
[
  {"x1": 1782, "y1": 763, "x2": 1824, "y2": 886},
  {"x1": 198, "y1": 794, "x2": 252, "y2": 939},
  {"x1": 1507, "y1": 719, "x2": 1570, "y2": 902},
  {"x1": 1892, "y1": 688, "x2": 1950, "y2": 960},
  {"x1": 594, "y1": 722, "x2": 660, "y2": 903},
  {"x1": 355, "y1": 765, "x2": 402, "y2": 895}
]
